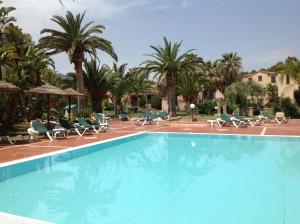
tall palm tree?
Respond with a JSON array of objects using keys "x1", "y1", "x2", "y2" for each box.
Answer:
[
  {"x1": 107, "y1": 63, "x2": 131, "y2": 114},
  {"x1": 0, "y1": 0, "x2": 16, "y2": 80},
  {"x1": 139, "y1": 37, "x2": 202, "y2": 116},
  {"x1": 39, "y1": 11, "x2": 117, "y2": 107},
  {"x1": 219, "y1": 52, "x2": 242, "y2": 93},
  {"x1": 83, "y1": 59, "x2": 110, "y2": 112}
]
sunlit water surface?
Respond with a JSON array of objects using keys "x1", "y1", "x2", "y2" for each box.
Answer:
[{"x1": 0, "y1": 133, "x2": 300, "y2": 224}]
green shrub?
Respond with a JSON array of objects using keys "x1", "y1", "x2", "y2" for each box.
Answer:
[
  {"x1": 197, "y1": 100, "x2": 216, "y2": 115},
  {"x1": 73, "y1": 108, "x2": 94, "y2": 123},
  {"x1": 149, "y1": 95, "x2": 162, "y2": 110},
  {"x1": 280, "y1": 97, "x2": 300, "y2": 118},
  {"x1": 294, "y1": 87, "x2": 300, "y2": 106}
]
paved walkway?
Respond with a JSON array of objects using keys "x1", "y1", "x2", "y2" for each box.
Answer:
[{"x1": 0, "y1": 120, "x2": 299, "y2": 164}]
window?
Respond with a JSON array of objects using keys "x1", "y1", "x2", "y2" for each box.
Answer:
[
  {"x1": 286, "y1": 76, "x2": 290, "y2": 84},
  {"x1": 258, "y1": 76, "x2": 262, "y2": 82},
  {"x1": 271, "y1": 75, "x2": 276, "y2": 83},
  {"x1": 248, "y1": 77, "x2": 252, "y2": 81}
]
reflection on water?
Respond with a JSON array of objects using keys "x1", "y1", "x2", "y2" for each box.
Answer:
[{"x1": 0, "y1": 133, "x2": 299, "y2": 224}]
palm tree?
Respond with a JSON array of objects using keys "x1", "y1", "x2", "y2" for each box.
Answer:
[
  {"x1": 24, "y1": 46, "x2": 55, "y2": 86},
  {"x1": 219, "y1": 52, "x2": 242, "y2": 93},
  {"x1": 0, "y1": 0, "x2": 16, "y2": 80},
  {"x1": 127, "y1": 69, "x2": 155, "y2": 111},
  {"x1": 83, "y1": 59, "x2": 110, "y2": 112},
  {"x1": 107, "y1": 63, "x2": 131, "y2": 114},
  {"x1": 280, "y1": 57, "x2": 300, "y2": 84},
  {"x1": 39, "y1": 11, "x2": 117, "y2": 107},
  {"x1": 139, "y1": 37, "x2": 202, "y2": 116}
]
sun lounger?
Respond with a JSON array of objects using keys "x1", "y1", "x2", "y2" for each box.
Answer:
[
  {"x1": 135, "y1": 112, "x2": 160, "y2": 125},
  {"x1": 0, "y1": 124, "x2": 16, "y2": 144},
  {"x1": 94, "y1": 113, "x2": 111, "y2": 124},
  {"x1": 274, "y1": 112, "x2": 290, "y2": 124},
  {"x1": 258, "y1": 111, "x2": 275, "y2": 123},
  {"x1": 233, "y1": 113, "x2": 261, "y2": 126},
  {"x1": 59, "y1": 118, "x2": 87, "y2": 136},
  {"x1": 158, "y1": 111, "x2": 170, "y2": 120},
  {"x1": 76, "y1": 117, "x2": 108, "y2": 133},
  {"x1": 28, "y1": 120, "x2": 67, "y2": 141},
  {"x1": 94, "y1": 113, "x2": 111, "y2": 130},
  {"x1": 217, "y1": 113, "x2": 247, "y2": 128},
  {"x1": 119, "y1": 112, "x2": 129, "y2": 121}
]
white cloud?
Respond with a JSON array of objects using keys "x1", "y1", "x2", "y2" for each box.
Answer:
[
  {"x1": 147, "y1": 3, "x2": 174, "y2": 11},
  {"x1": 3, "y1": 0, "x2": 145, "y2": 42},
  {"x1": 181, "y1": 1, "x2": 190, "y2": 8}
]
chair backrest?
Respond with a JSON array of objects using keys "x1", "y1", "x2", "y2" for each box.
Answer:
[
  {"x1": 159, "y1": 111, "x2": 168, "y2": 118},
  {"x1": 143, "y1": 112, "x2": 153, "y2": 120},
  {"x1": 76, "y1": 117, "x2": 90, "y2": 126},
  {"x1": 59, "y1": 118, "x2": 72, "y2": 129},
  {"x1": 220, "y1": 113, "x2": 232, "y2": 122},
  {"x1": 32, "y1": 120, "x2": 49, "y2": 133},
  {"x1": 94, "y1": 113, "x2": 103, "y2": 121},
  {"x1": 261, "y1": 111, "x2": 271, "y2": 117},
  {"x1": 0, "y1": 125, "x2": 8, "y2": 136},
  {"x1": 234, "y1": 113, "x2": 242, "y2": 120},
  {"x1": 120, "y1": 112, "x2": 128, "y2": 117}
]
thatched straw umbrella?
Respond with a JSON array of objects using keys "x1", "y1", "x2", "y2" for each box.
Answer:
[
  {"x1": 0, "y1": 81, "x2": 20, "y2": 92},
  {"x1": 28, "y1": 84, "x2": 66, "y2": 126},
  {"x1": 63, "y1": 88, "x2": 85, "y2": 120}
]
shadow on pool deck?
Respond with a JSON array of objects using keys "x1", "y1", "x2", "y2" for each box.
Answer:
[{"x1": 0, "y1": 119, "x2": 299, "y2": 163}]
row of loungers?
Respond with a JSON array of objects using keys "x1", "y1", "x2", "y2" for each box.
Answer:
[
  {"x1": 27, "y1": 115, "x2": 111, "y2": 141},
  {"x1": 0, "y1": 113, "x2": 112, "y2": 144},
  {"x1": 214, "y1": 111, "x2": 290, "y2": 128}
]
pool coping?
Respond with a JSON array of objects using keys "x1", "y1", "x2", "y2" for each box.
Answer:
[
  {"x1": 0, "y1": 212, "x2": 54, "y2": 224},
  {"x1": 149, "y1": 131, "x2": 300, "y2": 138},
  {"x1": 0, "y1": 131, "x2": 146, "y2": 168}
]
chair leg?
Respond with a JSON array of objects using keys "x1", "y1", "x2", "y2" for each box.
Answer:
[
  {"x1": 232, "y1": 121, "x2": 239, "y2": 128},
  {"x1": 46, "y1": 132, "x2": 54, "y2": 141},
  {"x1": 75, "y1": 128, "x2": 82, "y2": 136},
  {"x1": 92, "y1": 126, "x2": 99, "y2": 134},
  {"x1": 6, "y1": 136, "x2": 16, "y2": 145}
]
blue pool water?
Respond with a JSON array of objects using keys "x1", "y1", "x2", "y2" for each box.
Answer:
[{"x1": 0, "y1": 133, "x2": 300, "y2": 224}]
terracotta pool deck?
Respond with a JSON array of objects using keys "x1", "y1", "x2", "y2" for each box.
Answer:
[{"x1": 1, "y1": 119, "x2": 299, "y2": 164}]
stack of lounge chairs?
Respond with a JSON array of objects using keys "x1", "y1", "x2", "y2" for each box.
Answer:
[{"x1": 135, "y1": 111, "x2": 170, "y2": 126}]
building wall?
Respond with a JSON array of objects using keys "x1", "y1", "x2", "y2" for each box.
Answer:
[{"x1": 242, "y1": 72, "x2": 299, "y2": 101}]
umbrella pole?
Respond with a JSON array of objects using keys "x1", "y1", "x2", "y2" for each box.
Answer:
[
  {"x1": 47, "y1": 94, "x2": 50, "y2": 128},
  {"x1": 68, "y1": 95, "x2": 71, "y2": 120}
]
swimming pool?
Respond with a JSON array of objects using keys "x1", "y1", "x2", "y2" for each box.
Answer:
[{"x1": 0, "y1": 133, "x2": 300, "y2": 224}]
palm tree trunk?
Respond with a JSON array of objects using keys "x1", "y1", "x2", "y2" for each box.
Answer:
[
  {"x1": 167, "y1": 84, "x2": 176, "y2": 116},
  {"x1": 114, "y1": 98, "x2": 121, "y2": 115},
  {"x1": 0, "y1": 66, "x2": 2, "y2": 81},
  {"x1": 7, "y1": 94, "x2": 17, "y2": 128},
  {"x1": 74, "y1": 60, "x2": 86, "y2": 108},
  {"x1": 91, "y1": 93, "x2": 104, "y2": 113},
  {"x1": 166, "y1": 73, "x2": 177, "y2": 116}
]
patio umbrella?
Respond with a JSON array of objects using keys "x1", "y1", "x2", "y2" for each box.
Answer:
[
  {"x1": 28, "y1": 84, "x2": 66, "y2": 126},
  {"x1": 0, "y1": 81, "x2": 20, "y2": 92},
  {"x1": 63, "y1": 88, "x2": 85, "y2": 120}
]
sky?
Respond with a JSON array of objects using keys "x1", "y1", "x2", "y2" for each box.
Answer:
[{"x1": 4, "y1": 0, "x2": 300, "y2": 74}]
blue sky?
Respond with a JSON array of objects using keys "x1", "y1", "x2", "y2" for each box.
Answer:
[{"x1": 6, "y1": 0, "x2": 300, "y2": 73}]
